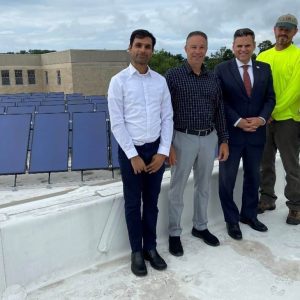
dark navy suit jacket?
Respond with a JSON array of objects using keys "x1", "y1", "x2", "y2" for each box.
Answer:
[{"x1": 215, "y1": 59, "x2": 275, "y2": 146}]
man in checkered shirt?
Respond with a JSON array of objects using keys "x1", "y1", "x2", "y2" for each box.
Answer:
[{"x1": 166, "y1": 31, "x2": 229, "y2": 257}]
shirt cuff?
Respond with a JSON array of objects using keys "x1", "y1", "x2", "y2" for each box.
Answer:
[
  {"x1": 157, "y1": 145, "x2": 170, "y2": 157},
  {"x1": 258, "y1": 116, "x2": 266, "y2": 125},
  {"x1": 125, "y1": 148, "x2": 139, "y2": 160},
  {"x1": 234, "y1": 118, "x2": 242, "y2": 127}
]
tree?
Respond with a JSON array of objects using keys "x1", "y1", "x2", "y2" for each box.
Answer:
[
  {"x1": 257, "y1": 40, "x2": 273, "y2": 54},
  {"x1": 28, "y1": 49, "x2": 56, "y2": 54},
  {"x1": 223, "y1": 48, "x2": 234, "y2": 61},
  {"x1": 149, "y1": 49, "x2": 184, "y2": 75},
  {"x1": 5, "y1": 49, "x2": 56, "y2": 54},
  {"x1": 204, "y1": 46, "x2": 234, "y2": 70}
]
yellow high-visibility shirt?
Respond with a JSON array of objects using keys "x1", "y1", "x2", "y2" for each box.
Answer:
[{"x1": 257, "y1": 44, "x2": 300, "y2": 121}]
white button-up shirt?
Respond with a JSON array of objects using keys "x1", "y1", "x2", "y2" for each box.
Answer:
[
  {"x1": 108, "y1": 64, "x2": 173, "y2": 159},
  {"x1": 236, "y1": 58, "x2": 254, "y2": 86},
  {"x1": 234, "y1": 58, "x2": 265, "y2": 126}
]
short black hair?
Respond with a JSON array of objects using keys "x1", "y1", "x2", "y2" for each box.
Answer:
[
  {"x1": 186, "y1": 31, "x2": 208, "y2": 43},
  {"x1": 233, "y1": 28, "x2": 255, "y2": 41},
  {"x1": 129, "y1": 29, "x2": 156, "y2": 49}
]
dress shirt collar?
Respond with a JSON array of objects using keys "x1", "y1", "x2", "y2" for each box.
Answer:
[
  {"x1": 129, "y1": 63, "x2": 152, "y2": 77},
  {"x1": 235, "y1": 58, "x2": 253, "y2": 68}
]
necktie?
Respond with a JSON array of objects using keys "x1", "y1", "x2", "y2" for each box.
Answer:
[{"x1": 242, "y1": 65, "x2": 252, "y2": 97}]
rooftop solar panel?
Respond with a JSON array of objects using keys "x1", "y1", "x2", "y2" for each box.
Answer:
[
  {"x1": 1, "y1": 102, "x2": 17, "y2": 107},
  {"x1": 38, "y1": 105, "x2": 66, "y2": 113},
  {"x1": 67, "y1": 103, "x2": 94, "y2": 113},
  {"x1": 40, "y1": 100, "x2": 65, "y2": 106},
  {"x1": 71, "y1": 112, "x2": 109, "y2": 170},
  {"x1": 29, "y1": 113, "x2": 69, "y2": 174},
  {"x1": 18, "y1": 101, "x2": 39, "y2": 107},
  {"x1": 0, "y1": 114, "x2": 31, "y2": 175},
  {"x1": 6, "y1": 106, "x2": 36, "y2": 114}
]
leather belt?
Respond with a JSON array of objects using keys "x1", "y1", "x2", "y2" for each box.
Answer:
[{"x1": 175, "y1": 127, "x2": 214, "y2": 136}]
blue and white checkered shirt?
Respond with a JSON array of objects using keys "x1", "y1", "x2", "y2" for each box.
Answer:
[{"x1": 165, "y1": 61, "x2": 229, "y2": 143}]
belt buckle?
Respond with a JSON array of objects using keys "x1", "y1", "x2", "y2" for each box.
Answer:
[
  {"x1": 197, "y1": 128, "x2": 208, "y2": 136},
  {"x1": 201, "y1": 128, "x2": 211, "y2": 136}
]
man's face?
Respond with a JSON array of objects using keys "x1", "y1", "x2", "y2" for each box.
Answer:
[
  {"x1": 128, "y1": 37, "x2": 153, "y2": 66},
  {"x1": 274, "y1": 26, "x2": 298, "y2": 47},
  {"x1": 232, "y1": 35, "x2": 256, "y2": 64},
  {"x1": 184, "y1": 35, "x2": 207, "y2": 65}
]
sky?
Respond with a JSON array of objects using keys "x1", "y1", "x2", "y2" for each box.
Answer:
[{"x1": 0, "y1": 0, "x2": 299, "y2": 56}]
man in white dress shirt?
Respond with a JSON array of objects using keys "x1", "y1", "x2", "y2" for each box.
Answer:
[{"x1": 108, "y1": 29, "x2": 173, "y2": 276}]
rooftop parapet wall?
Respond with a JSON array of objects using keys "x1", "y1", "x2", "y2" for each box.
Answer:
[{"x1": 0, "y1": 54, "x2": 41, "y2": 66}]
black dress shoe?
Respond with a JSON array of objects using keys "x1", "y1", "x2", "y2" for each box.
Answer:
[
  {"x1": 191, "y1": 228, "x2": 220, "y2": 246},
  {"x1": 143, "y1": 249, "x2": 167, "y2": 270},
  {"x1": 240, "y1": 217, "x2": 268, "y2": 232},
  {"x1": 131, "y1": 251, "x2": 147, "y2": 276},
  {"x1": 226, "y1": 223, "x2": 242, "y2": 240},
  {"x1": 169, "y1": 236, "x2": 184, "y2": 256}
]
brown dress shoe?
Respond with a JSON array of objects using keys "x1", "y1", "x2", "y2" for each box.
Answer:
[{"x1": 286, "y1": 210, "x2": 300, "y2": 225}]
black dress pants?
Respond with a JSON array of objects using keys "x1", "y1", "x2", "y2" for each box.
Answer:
[{"x1": 118, "y1": 139, "x2": 165, "y2": 252}]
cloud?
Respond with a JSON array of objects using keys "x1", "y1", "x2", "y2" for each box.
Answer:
[{"x1": 0, "y1": 0, "x2": 299, "y2": 54}]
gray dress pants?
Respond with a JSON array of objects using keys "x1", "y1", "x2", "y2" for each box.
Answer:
[{"x1": 168, "y1": 130, "x2": 218, "y2": 236}]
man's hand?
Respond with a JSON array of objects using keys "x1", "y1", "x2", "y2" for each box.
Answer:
[
  {"x1": 267, "y1": 117, "x2": 273, "y2": 124},
  {"x1": 130, "y1": 156, "x2": 147, "y2": 174},
  {"x1": 168, "y1": 145, "x2": 177, "y2": 166},
  {"x1": 246, "y1": 117, "x2": 265, "y2": 130},
  {"x1": 218, "y1": 142, "x2": 229, "y2": 162},
  {"x1": 237, "y1": 118, "x2": 263, "y2": 132},
  {"x1": 146, "y1": 154, "x2": 166, "y2": 174}
]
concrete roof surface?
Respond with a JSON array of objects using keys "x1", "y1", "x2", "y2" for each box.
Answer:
[{"x1": 23, "y1": 198, "x2": 300, "y2": 300}]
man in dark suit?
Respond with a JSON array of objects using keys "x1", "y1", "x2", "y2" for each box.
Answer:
[{"x1": 215, "y1": 28, "x2": 275, "y2": 240}]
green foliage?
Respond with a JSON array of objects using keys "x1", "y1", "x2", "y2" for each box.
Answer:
[
  {"x1": 149, "y1": 49, "x2": 184, "y2": 75},
  {"x1": 257, "y1": 40, "x2": 273, "y2": 54},
  {"x1": 204, "y1": 46, "x2": 234, "y2": 70},
  {"x1": 5, "y1": 49, "x2": 56, "y2": 54},
  {"x1": 28, "y1": 49, "x2": 56, "y2": 54}
]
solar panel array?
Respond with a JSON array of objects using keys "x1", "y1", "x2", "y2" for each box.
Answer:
[{"x1": 0, "y1": 93, "x2": 119, "y2": 186}]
